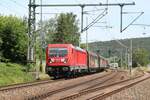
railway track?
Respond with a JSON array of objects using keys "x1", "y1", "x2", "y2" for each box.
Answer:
[
  {"x1": 59, "y1": 71, "x2": 128, "y2": 100},
  {"x1": 1, "y1": 70, "x2": 147, "y2": 100},
  {"x1": 27, "y1": 71, "x2": 115, "y2": 100},
  {"x1": 1, "y1": 70, "x2": 137, "y2": 100},
  {"x1": 87, "y1": 74, "x2": 150, "y2": 100},
  {"x1": 0, "y1": 71, "x2": 113, "y2": 100},
  {"x1": 28, "y1": 72, "x2": 124, "y2": 100},
  {"x1": 60, "y1": 74, "x2": 150, "y2": 100},
  {"x1": 0, "y1": 79, "x2": 62, "y2": 92},
  {"x1": 0, "y1": 71, "x2": 111, "y2": 92}
]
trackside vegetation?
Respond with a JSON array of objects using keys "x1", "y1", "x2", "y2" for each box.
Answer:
[
  {"x1": 0, "y1": 15, "x2": 28, "y2": 63},
  {"x1": 0, "y1": 62, "x2": 34, "y2": 86}
]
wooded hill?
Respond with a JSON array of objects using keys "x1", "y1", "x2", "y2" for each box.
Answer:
[{"x1": 88, "y1": 37, "x2": 150, "y2": 58}]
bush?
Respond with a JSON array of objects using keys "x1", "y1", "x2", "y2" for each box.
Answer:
[{"x1": 0, "y1": 16, "x2": 28, "y2": 64}]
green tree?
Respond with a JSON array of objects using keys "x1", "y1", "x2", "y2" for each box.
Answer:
[
  {"x1": 132, "y1": 48, "x2": 150, "y2": 67},
  {"x1": 55, "y1": 13, "x2": 80, "y2": 46},
  {"x1": 0, "y1": 16, "x2": 28, "y2": 63},
  {"x1": 42, "y1": 18, "x2": 57, "y2": 44},
  {"x1": 0, "y1": 18, "x2": 3, "y2": 59},
  {"x1": 43, "y1": 13, "x2": 80, "y2": 46}
]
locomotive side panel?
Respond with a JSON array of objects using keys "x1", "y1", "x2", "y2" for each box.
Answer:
[
  {"x1": 76, "y1": 49, "x2": 87, "y2": 68},
  {"x1": 67, "y1": 47, "x2": 87, "y2": 68}
]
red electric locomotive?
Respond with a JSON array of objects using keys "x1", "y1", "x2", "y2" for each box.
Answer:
[
  {"x1": 45, "y1": 44, "x2": 109, "y2": 78},
  {"x1": 45, "y1": 44, "x2": 88, "y2": 78}
]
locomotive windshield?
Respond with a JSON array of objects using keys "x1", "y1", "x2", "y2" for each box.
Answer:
[{"x1": 49, "y1": 48, "x2": 68, "y2": 57}]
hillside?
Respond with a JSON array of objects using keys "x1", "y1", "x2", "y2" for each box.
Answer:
[{"x1": 88, "y1": 37, "x2": 150, "y2": 58}]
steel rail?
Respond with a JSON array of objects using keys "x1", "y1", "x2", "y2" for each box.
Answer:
[
  {"x1": 0, "y1": 79, "x2": 62, "y2": 91},
  {"x1": 60, "y1": 75, "x2": 144, "y2": 100},
  {"x1": 88, "y1": 75, "x2": 149, "y2": 100}
]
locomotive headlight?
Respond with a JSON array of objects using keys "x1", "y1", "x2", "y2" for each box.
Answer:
[
  {"x1": 49, "y1": 58, "x2": 54, "y2": 63},
  {"x1": 64, "y1": 60, "x2": 67, "y2": 63},
  {"x1": 61, "y1": 58, "x2": 65, "y2": 62},
  {"x1": 61, "y1": 58, "x2": 67, "y2": 63},
  {"x1": 51, "y1": 58, "x2": 54, "y2": 62}
]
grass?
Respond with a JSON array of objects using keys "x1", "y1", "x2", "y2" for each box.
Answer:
[{"x1": 0, "y1": 62, "x2": 34, "y2": 86}]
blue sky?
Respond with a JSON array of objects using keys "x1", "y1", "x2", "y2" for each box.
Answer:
[{"x1": 0, "y1": 0, "x2": 150, "y2": 43}]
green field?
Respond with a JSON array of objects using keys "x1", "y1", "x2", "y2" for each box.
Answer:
[{"x1": 0, "y1": 63, "x2": 34, "y2": 86}]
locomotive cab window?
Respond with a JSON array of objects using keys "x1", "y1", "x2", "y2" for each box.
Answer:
[{"x1": 49, "y1": 48, "x2": 68, "y2": 57}]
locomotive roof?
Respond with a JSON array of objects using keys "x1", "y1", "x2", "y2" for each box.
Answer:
[
  {"x1": 74, "y1": 46, "x2": 86, "y2": 52},
  {"x1": 47, "y1": 44, "x2": 86, "y2": 52},
  {"x1": 47, "y1": 44, "x2": 74, "y2": 48}
]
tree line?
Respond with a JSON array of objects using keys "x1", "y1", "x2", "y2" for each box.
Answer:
[{"x1": 0, "y1": 13, "x2": 80, "y2": 64}]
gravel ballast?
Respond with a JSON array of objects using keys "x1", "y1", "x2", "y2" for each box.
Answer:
[{"x1": 104, "y1": 75, "x2": 150, "y2": 100}]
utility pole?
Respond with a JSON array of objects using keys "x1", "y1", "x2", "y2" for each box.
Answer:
[
  {"x1": 120, "y1": 49, "x2": 123, "y2": 68},
  {"x1": 86, "y1": 17, "x2": 88, "y2": 50},
  {"x1": 120, "y1": 4, "x2": 123, "y2": 33},
  {"x1": 39, "y1": 0, "x2": 43, "y2": 72},
  {"x1": 130, "y1": 39, "x2": 132, "y2": 75},
  {"x1": 28, "y1": 0, "x2": 39, "y2": 79},
  {"x1": 81, "y1": 5, "x2": 84, "y2": 33},
  {"x1": 28, "y1": 0, "x2": 36, "y2": 63},
  {"x1": 125, "y1": 48, "x2": 128, "y2": 69}
]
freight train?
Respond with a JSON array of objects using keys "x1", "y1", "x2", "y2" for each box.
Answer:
[{"x1": 45, "y1": 44, "x2": 109, "y2": 79}]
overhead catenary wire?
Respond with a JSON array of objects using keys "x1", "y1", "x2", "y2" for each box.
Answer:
[
  {"x1": 35, "y1": 12, "x2": 60, "y2": 15},
  {"x1": 94, "y1": 25, "x2": 112, "y2": 28},
  {"x1": 131, "y1": 24, "x2": 150, "y2": 27},
  {"x1": 82, "y1": 9, "x2": 108, "y2": 32},
  {"x1": 122, "y1": 12, "x2": 144, "y2": 32},
  {"x1": 84, "y1": 9, "x2": 105, "y2": 13},
  {"x1": 122, "y1": 11, "x2": 144, "y2": 14}
]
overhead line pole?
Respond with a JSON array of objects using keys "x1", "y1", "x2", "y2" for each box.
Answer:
[
  {"x1": 120, "y1": 4, "x2": 124, "y2": 33},
  {"x1": 81, "y1": 5, "x2": 84, "y2": 33},
  {"x1": 130, "y1": 39, "x2": 132, "y2": 75},
  {"x1": 28, "y1": 0, "x2": 36, "y2": 63}
]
